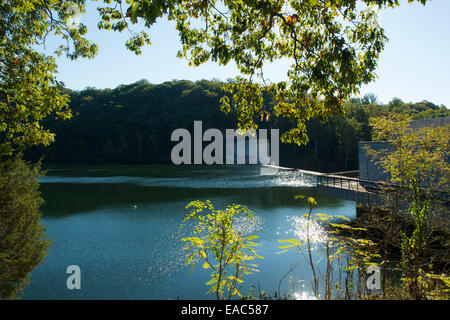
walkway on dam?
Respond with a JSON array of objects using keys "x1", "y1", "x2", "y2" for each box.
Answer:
[
  {"x1": 263, "y1": 164, "x2": 382, "y2": 205},
  {"x1": 264, "y1": 164, "x2": 449, "y2": 207}
]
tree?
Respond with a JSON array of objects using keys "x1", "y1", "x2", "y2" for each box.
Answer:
[
  {"x1": 362, "y1": 93, "x2": 377, "y2": 105},
  {"x1": 96, "y1": 0, "x2": 428, "y2": 146},
  {"x1": 0, "y1": 0, "x2": 97, "y2": 157},
  {"x1": 1, "y1": 0, "x2": 432, "y2": 157},
  {"x1": 0, "y1": 1, "x2": 98, "y2": 298},
  {"x1": 28, "y1": 80, "x2": 448, "y2": 170},
  {"x1": 365, "y1": 115, "x2": 450, "y2": 299},
  {"x1": 369, "y1": 115, "x2": 449, "y2": 194},
  {"x1": 0, "y1": 156, "x2": 50, "y2": 299}
]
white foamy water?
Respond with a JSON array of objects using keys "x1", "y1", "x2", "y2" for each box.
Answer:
[{"x1": 39, "y1": 167, "x2": 316, "y2": 188}]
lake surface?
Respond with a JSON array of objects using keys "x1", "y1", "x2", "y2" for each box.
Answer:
[{"x1": 23, "y1": 165, "x2": 355, "y2": 299}]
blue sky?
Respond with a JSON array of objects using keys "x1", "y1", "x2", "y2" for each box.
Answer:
[{"x1": 43, "y1": 0, "x2": 450, "y2": 107}]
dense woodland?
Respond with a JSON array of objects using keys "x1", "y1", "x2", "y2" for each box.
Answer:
[{"x1": 28, "y1": 79, "x2": 449, "y2": 172}]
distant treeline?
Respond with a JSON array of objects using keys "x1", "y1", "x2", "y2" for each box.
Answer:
[{"x1": 28, "y1": 79, "x2": 450, "y2": 172}]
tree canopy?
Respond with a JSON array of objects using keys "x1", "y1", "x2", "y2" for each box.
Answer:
[
  {"x1": 1, "y1": 0, "x2": 431, "y2": 158},
  {"x1": 96, "y1": 0, "x2": 428, "y2": 145},
  {"x1": 0, "y1": 0, "x2": 97, "y2": 157},
  {"x1": 27, "y1": 79, "x2": 449, "y2": 171}
]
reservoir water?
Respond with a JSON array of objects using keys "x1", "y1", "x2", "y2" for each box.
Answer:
[{"x1": 23, "y1": 165, "x2": 355, "y2": 299}]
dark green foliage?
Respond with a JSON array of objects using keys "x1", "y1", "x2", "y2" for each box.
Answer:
[
  {"x1": 31, "y1": 80, "x2": 236, "y2": 163},
  {"x1": 0, "y1": 156, "x2": 50, "y2": 299},
  {"x1": 28, "y1": 80, "x2": 449, "y2": 172}
]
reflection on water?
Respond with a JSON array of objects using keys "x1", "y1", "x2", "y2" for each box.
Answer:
[
  {"x1": 288, "y1": 216, "x2": 329, "y2": 244},
  {"x1": 293, "y1": 291, "x2": 318, "y2": 300},
  {"x1": 232, "y1": 214, "x2": 263, "y2": 236},
  {"x1": 22, "y1": 165, "x2": 355, "y2": 299}
]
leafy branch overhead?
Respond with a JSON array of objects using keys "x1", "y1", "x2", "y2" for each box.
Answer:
[
  {"x1": 97, "y1": 0, "x2": 428, "y2": 145},
  {"x1": 1, "y1": 0, "x2": 429, "y2": 157},
  {"x1": 0, "y1": 0, "x2": 98, "y2": 156}
]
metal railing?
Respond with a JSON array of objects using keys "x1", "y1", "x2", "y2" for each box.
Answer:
[
  {"x1": 316, "y1": 173, "x2": 450, "y2": 204},
  {"x1": 316, "y1": 174, "x2": 388, "y2": 194}
]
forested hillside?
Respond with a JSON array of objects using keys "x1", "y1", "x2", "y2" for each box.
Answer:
[{"x1": 29, "y1": 79, "x2": 449, "y2": 172}]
